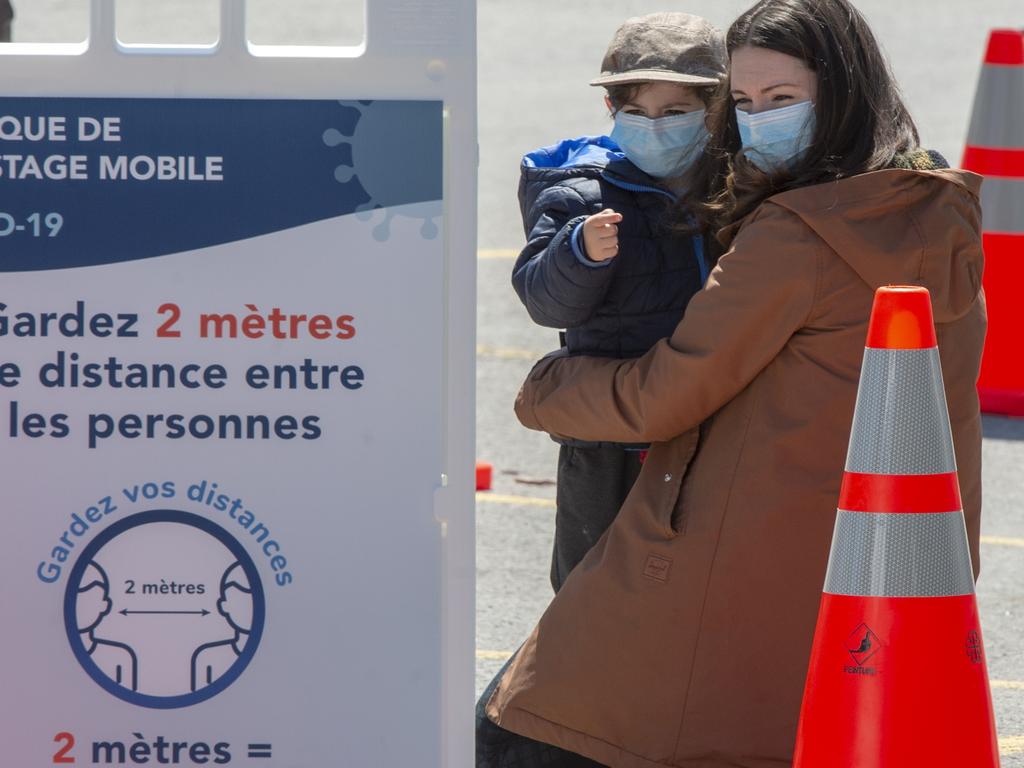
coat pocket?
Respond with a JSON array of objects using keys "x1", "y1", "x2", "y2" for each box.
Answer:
[{"x1": 638, "y1": 429, "x2": 699, "y2": 538}]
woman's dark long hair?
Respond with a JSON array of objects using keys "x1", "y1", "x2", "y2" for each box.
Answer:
[{"x1": 681, "y1": 0, "x2": 920, "y2": 233}]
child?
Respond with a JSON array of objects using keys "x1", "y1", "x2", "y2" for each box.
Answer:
[{"x1": 512, "y1": 12, "x2": 726, "y2": 592}]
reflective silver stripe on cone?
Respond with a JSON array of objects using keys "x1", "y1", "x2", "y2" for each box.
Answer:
[
  {"x1": 824, "y1": 510, "x2": 975, "y2": 597},
  {"x1": 966, "y1": 66, "x2": 1024, "y2": 148},
  {"x1": 981, "y1": 178, "x2": 1024, "y2": 234},
  {"x1": 845, "y1": 349, "x2": 956, "y2": 475}
]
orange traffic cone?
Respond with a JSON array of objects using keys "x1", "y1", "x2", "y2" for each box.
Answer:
[
  {"x1": 962, "y1": 29, "x2": 1024, "y2": 416},
  {"x1": 793, "y1": 287, "x2": 999, "y2": 766}
]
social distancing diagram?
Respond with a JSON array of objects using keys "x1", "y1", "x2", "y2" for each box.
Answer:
[
  {"x1": 0, "y1": 3, "x2": 476, "y2": 758},
  {"x1": 65, "y1": 508, "x2": 266, "y2": 707}
]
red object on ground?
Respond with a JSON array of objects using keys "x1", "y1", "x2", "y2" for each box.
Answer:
[
  {"x1": 793, "y1": 286, "x2": 999, "y2": 767},
  {"x1": 475, "y1": 461, "x2": 493, "y2": 491},
  {"x1": 961, "y1": 29, "x2": 1024, "y2": 416}
]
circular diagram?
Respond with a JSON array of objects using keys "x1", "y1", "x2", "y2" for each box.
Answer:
[{"x1": 63, "y1": 510, "x2": 265, "y2": 709}]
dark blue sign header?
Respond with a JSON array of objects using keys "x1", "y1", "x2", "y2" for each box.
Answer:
[{"x1": 0, "y1": 98, "x2": 443, "y2": 271}]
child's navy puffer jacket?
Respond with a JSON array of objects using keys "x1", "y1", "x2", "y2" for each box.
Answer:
[{"x1": 513, "y1": 135, "x2": 707, "y2": 359}]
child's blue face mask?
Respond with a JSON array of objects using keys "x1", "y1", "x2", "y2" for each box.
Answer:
[
  {"x1": 610, "y1": 110, "x2": 708, "y2": 179},
  {"x1": 735, "y1": 100, "x2": 815, "y2": 172}
]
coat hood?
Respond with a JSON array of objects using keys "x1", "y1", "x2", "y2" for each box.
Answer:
[
  {"x1": 724, "y1": 168, "x2": 984, "y2": 324},
  {"x1": 522, "y1": 135, "x2": 623, "y2": 174},
  {"x1": 521, "y1": 135, "x2": 665, "y2": 188},
  {"x1": 518, "y1": 136, "x2": 675, "y2": 235}
]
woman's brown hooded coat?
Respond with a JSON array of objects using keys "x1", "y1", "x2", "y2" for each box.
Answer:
[{"x1": 488, "y1": 168, "x2": 986, "y2": 768}]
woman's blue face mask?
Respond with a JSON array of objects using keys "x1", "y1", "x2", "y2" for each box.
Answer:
[
  {"x1": 735, "y1": 100, "x2": 816, "y2": 173},
  {"x1": 610, "y1": 110, "x2": 709, "y2": 179}
]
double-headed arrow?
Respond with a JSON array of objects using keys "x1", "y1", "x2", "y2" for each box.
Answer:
[{"x1": 118, "y1": 609, "x2": 210, "y2": 616}]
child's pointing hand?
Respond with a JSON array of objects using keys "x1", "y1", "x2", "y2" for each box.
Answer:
[{"x1": 582, "y1": 209, "x2": 623, "y2": 262}]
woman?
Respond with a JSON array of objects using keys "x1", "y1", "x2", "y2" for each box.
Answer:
[{"x1": 480, "y1": 1, "x2": 985, "y2": 766}]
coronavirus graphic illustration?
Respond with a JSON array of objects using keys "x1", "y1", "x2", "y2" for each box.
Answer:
[{"x1": 323, "y1": 101, "x2": 442, "y2": 242}]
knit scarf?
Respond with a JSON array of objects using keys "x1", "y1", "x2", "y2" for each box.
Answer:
[{"x1": 890, "y1": 149, "x2": 950, "y2": 171}]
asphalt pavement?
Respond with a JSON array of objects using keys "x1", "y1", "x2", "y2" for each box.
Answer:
[{"x1": 6, "y1": 0, "x2": 1024, "y2": 762}]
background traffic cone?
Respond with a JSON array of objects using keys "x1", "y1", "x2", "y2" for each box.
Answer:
[
  {"x1": 793, "y1": 287, "x2": 999, "y2": 767},
  {"x1": 962, "y1": 29, "x2": 1024, "y2": 416},
  {"x1": 476, "y1": 460, "x2": 493, "y2": 491}
]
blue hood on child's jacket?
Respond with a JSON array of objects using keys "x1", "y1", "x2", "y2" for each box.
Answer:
[
  {"x1": 522, "y1": 135, "x2": 624, "y2": 171},
  {"x1": 520, "y1": 137, "x2": 673, "y2": 228}
]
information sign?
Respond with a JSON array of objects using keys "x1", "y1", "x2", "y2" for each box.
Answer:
[{"x1": 0, "y1": 2, "x2": 476, "y2": 766}]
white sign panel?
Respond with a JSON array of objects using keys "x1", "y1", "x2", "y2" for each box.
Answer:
[{"x1": 0, "y1": 3, "x2": 476, "y2": 767}]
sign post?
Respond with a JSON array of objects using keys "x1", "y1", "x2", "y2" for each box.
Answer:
[{"x1": 0, "y1": 1, "x2": 476, "y2": 765}]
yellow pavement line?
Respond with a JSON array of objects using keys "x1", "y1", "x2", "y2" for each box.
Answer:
[
  {"x1": 981, "y1": 535, "x2": 1024, "y2": 548},
  {"x1": 993, "y1": 680, "x2": 1024, "y2": 690},
  {"x1": 479, "y1": 248, "x2": 518, "y2": 260},
  {"x1": 1002, "y1": 735, "x2": 1024, "y2": 755},
  {"x1": 477, "y1": 650, "x2": 515, "y2": 661},
  {"x1": 477, "y1": 344, "x2": 542, "y2": 361},
  {"x1": 477, "y1": 492, "x2": 556, "y2": 509}
]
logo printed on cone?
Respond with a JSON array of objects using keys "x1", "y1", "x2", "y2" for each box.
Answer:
[
  {"x1": 966, "y1": 630, "x2": 984, "y2": 664},
  {"x1": 793, "y1": 286, "x2": 1000, "y2": 768},
  {"x1": 846, "y1": 624, "x2": 880, "y2": 668}
]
